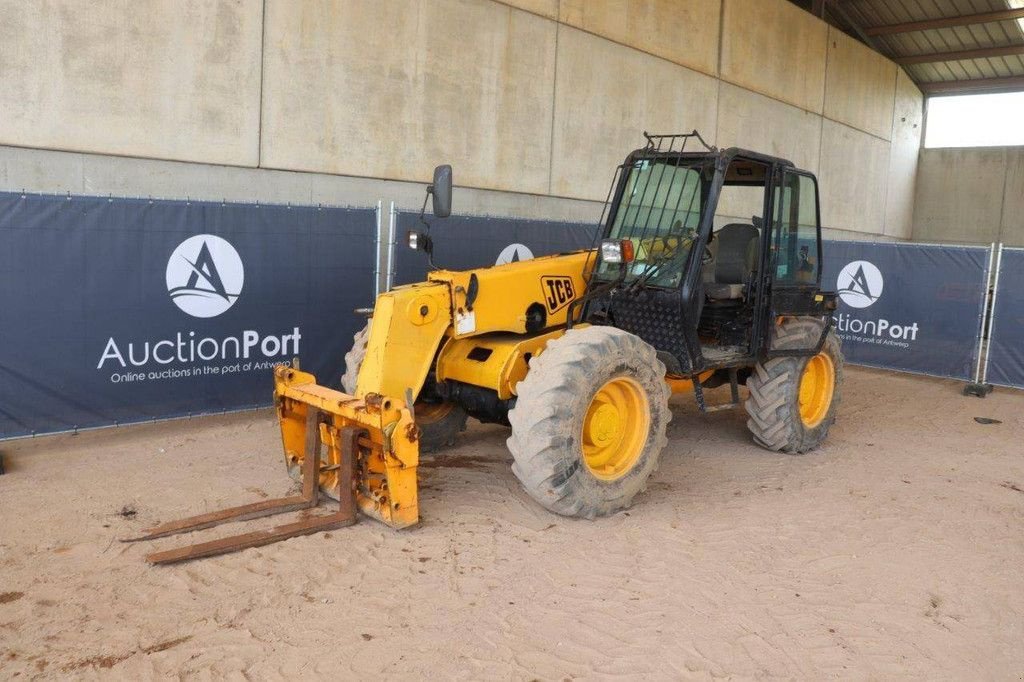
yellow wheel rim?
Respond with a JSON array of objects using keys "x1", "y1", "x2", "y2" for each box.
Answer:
[
  {"x1": 798, "y1": 353, "x2": 835, "y2": 428},
  {"x1": 581, "y1": 376, "x2": 650, "y2": 481}
]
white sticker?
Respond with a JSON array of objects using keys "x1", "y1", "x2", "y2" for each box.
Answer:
[{"x1": 456, "y1": 310, "x2": 476, "y2": 335}]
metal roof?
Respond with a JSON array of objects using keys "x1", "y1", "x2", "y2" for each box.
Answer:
[{"x1": 791, "y1": 0, "x2": 1024, "y2": 96}]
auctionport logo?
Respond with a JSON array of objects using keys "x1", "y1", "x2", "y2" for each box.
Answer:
[
  {"x1": 833, "y1": 259, "x2": 919, "y2": 346},
  {"x1": 836, "y1": 260, "x2": 883, "y2": 309},
  {"x1": 166, "y1": 234, "x2": 244, "y2": 318},
  {"x1": 97, "y1": 232, "x2": 300, "y2": 382},
  {"x1": 496, "y1": 243, "x2": 534, "y2": 265}
]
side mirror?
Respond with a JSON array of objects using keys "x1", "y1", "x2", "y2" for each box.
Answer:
[{"x1": 430, "y1": 164, "x2": 452, "y2": 218}]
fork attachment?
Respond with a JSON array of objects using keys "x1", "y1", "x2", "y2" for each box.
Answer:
[
  {"x1": 127, "y1": 411, "x2": 362, "y2": 565},
  {"x1": 125, "y1": 366, "x2": 421, "y2": 564}
]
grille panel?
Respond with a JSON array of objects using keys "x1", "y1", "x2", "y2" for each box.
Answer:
[{"x1": 608, "y1": 292, "x2": 693, "y2": 373}]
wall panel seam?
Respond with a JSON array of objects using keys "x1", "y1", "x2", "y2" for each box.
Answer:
[
  {"x1": 718, "y1": 75, "x2": 897, "y2": 143},
  {"x1": 998, "y1": 149, "x2": 1010, "y2": 244},
  {"x1": 547, "y1": 20, "x2": 560, "y2": 196},
  {"x1": 817, "y1": 26, "x2": 829, "y2": 224},
  {"x1": 821, "y1": 116, "x2": 892, "y2": 144},
  {"x1": 490, "y1": 1, "x2": 720, "y2": 79},
  {"x1": 717, "y1": 0, "x2": 726, "y2": 78},
  {"x1": 257, "y1": 0, "x2": 267, "y2": 169}
]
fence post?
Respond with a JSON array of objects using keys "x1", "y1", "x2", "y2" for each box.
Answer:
[
  {"x1": 972, "y1": 242, "x2": 997, "y2": 384},
  {"x1": 980, "y1": 244, "x2": 1005, "y2": 386},
  {"x1": 373, "y1": 199, "x2": 383, "y2": 298},
  {"x1": 385, "y1": 201, "x2": 397, "y2": 291}
]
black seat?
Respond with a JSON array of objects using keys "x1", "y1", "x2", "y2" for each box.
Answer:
[{"x1": 705, "y1": 223, "x2": 758, "y2": 300}]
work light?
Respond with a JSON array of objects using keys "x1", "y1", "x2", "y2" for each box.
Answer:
[
  {"x1": 601, "y1": 239, "x2": 635, "y2": 264},
  {"x1": 407, "y1": 230, "x2": 431, "y2": 252}
]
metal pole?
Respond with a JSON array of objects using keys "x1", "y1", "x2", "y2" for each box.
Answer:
[
  {"x1": 373, "y1": 200, "x2": 382, "y2": 298},
  {"x1": 980, "y1": 243, "x2": 1004, "y2": 385},
  {"x1": 385, "y1": 201, "x2": 397, "y2": 291},
  {"x1": 972, "y1": 242, "x2": 996, "y2": 383}
]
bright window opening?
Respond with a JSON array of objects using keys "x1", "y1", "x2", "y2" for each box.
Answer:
[{"x1": 925, "y1": 92, "x2": 1024, "y2": 148}]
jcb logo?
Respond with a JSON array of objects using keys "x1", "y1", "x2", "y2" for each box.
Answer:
[{"x1": 541, "y1": 276, "x2": 576, "y2": 314}]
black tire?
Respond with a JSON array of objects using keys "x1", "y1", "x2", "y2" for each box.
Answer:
[
  {"x1": 340, "y1": 320, "x2": 466, "y2": 453},
  {"x1": 745, "y1": 318, "x2": 843, "y2": 453},
  {"x1": 340, "y1": 321, "x2": 371, "y2": 396},
  {"x1": 507, "y1": 326, "x2": 671, "y2": 519}
]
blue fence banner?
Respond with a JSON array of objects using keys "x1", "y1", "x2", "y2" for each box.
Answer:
[
  {"x1": 985, "y1": 247, "x2": 1024, "y2": 389},
  {"x1": 0, "y1": 192, "x2": 375, "y2": 439},
  {"x1": 392, "y1": 212, "x2": 597, "y2": 286},
  {"x1": 3, "y1": 193, "x2": 1001, "y2": 440},
  {"x1": 820, "y1": 241, "x2": 990, "y2": 381}
]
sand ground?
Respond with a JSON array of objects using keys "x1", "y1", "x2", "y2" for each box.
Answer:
[{"x1": 1, "y1": 367, "x2": 1022, "y2": 680}]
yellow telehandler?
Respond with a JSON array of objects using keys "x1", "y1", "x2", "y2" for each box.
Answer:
[{"x1": 130, "y1": 132, "x2": 842, "y2": 563}]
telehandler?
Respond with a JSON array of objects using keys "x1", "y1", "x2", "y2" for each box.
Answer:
[{"x1": 131, "y1": 132, "x2": 842, "y2": 563}]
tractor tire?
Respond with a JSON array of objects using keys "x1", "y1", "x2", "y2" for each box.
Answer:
[
  {"x1": 340, "y1": 320, "x2": 466, "y2": 453},
  {"x1": 507, "y1": 326, "x2": 671, "y2": 519},
  {"x1": 340, "y1": 321, "x2": 372, "y2": 396},
  {"x1": 744, "y1": 318, "x2": 843, "y2": 454}
]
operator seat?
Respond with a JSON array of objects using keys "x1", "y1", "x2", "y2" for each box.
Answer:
[{"x1": 705, "y1": 223, "x2": 759, "y2": 300}]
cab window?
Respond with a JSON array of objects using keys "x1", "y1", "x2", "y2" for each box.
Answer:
[{"x1": 773, "y1": 172, "x2": 820, "y2": 285}]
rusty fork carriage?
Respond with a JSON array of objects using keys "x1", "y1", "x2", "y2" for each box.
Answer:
[
  {"x1": 124, "y1": 410, "x2": 362, "y2": 565},
  {"x1": 124, "y1": 366, "x2": 422, "y2": 565}
]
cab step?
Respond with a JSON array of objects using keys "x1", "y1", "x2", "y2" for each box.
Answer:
[{"x1": 693, "y1": 368, "x2": 741, "y2": 413}]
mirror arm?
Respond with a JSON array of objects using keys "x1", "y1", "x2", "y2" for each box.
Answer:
[
  {"x1": 425, "y1": 239, "x2": 438, "y2": 270},
  {"x1": 412, "y1": 164, "x2": 452, "y2": 269},
  {"x1": 418, "y1": 186, "x2": 432, "y2": 229},
  {"x1": 416, "y1": 192, "x2": 438, "y2": 270}
]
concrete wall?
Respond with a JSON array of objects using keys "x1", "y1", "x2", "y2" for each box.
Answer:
[
  {"x1": 720, "y1": 0, "x2": 828, "y2": 113},
  {"x1": 912, "y1": 147, "x2": 1024, "y2": 246},
  {"x1": 0, "y1": 0, "x2": 263, "y2": 166},
  {"x1": 558, "y1": 0, "x2": 720, "y2": 76},
  {"x1": 0, "y1": 0, "x2": 923, "y2": 239},
  {"x1": 885, "y1": 71, "x2": 925, "y2": 240},
  {"x1": 262, "y1": 0, "x2": 557, "y2": 194},
  {"x1": 550, "y1": 25, "x2": 719, "y2": 200}
]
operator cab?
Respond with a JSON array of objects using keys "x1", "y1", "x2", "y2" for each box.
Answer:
[
  {"x1": 584, "y1": 132, "x2": 832, "y2": 383},
  {"x1": 697, "y1": 158, "x2": 774, "y2": 365}
]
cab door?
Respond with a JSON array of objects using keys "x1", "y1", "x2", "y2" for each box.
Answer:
[
  {"x1": 762, "y1": 169, "x2": 835, "y2": 353},
  {"x1": 771, "y1": 170, "x2": 822, "y2": 309}
]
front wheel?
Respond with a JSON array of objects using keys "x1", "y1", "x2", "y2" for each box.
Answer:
[
  {"x1": 507, "y1": 326, "x2": 671, "y2": 519},
  {"x1": 745, "y1": 318, "x2": 843, "y2": 453}
]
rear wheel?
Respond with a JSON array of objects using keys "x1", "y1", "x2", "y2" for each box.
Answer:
[
  {"x1": 744, "y1": 318, "x2": 843, "y2": 453},
  {"x1": 507, "y1": 326, "x2": 671, "y2": 518},
  {"x1": 340, "y1": 320, "x2": 466, "y2": 452}
]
